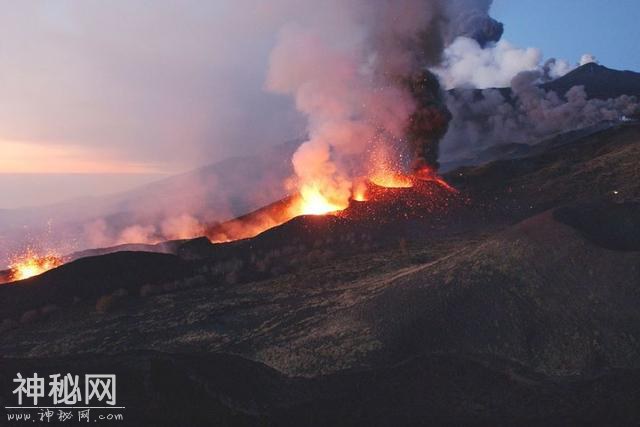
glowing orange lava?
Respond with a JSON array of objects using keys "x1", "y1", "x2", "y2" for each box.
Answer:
[
  {"x1": 207, "y1": 185, "x2": 349, "y2": 243},
  {"x1": 8, "y1": 250, "x2": 64, "y2": 282},
  {"x1": 352, "y1": 180, "x2": 369, "y2": 202},
  {"x1": 291, "y1": 185, "x2": 348, "y2": 216}
]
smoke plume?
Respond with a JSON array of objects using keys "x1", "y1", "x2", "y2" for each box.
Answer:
[
  {"x1": 266, "y1": 0, "x2": 502, "y2": 208},
  {"x1": 580, "y1": 54, "x2": 599, "y2": 66},
  {"x1": 432, "y1": 36, "x2": 589, "y2": 90},
  {"x1": 440, "y1": 70, "x2": 640, "y2": 162},
  {"x1": 434, "y1": 37, "x2": 543, "y2": 89}
]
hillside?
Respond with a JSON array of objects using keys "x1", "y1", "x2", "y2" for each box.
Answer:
[
  {"x1": 543, "y1": 62, "x2": 640, "y2": 100},
  {"x1": 1, "y1": 122, "x2": 639, "y2": 425}
]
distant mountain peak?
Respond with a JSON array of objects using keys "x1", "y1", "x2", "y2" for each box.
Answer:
[
  {"x1": 574, "y1": 62, "x2": 608, "y2": 73},
  {"x1": 543, "y1": 63, "x2": 640, "y2": 100}
]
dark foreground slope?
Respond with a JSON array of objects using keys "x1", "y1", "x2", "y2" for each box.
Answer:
[
  {"x1": 1, "y1": 123, "x2": 640, "y2": 426},
  {"x1": 2, "y1": 351, "x2": 639, "y2": 427}
]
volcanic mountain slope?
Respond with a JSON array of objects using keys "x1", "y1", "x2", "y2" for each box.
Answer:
[
  {"x1": 1, "y1": 123, "x2": 640, "y2": 425},
  {"x1": 440, "y1": 120, "x2": 618, "y2": 172},
  {"x1": 542, "y1": 62, "x2": 640, "y2": 100}
]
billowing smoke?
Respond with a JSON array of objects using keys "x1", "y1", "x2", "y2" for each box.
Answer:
[
  {"x1": 542, "y1": 58, "x2": 574, "y2": 81},
  {"x1": 440, "y1": 69, "x2": 640, "y2": 162},
  {"x1": 434, "y1": 37, "x2": 543, "y2": 89},
  {"x1": 432, "y1": 37, "x2": 588, "y2": 90},
  {"x1": 432, "y1": 30, "x2": 636, "y2": 164},
  {"x1": 442, "y1": 0, "x2": 503, "y2": 47},
  {"x1": 266, "y1": 0, "x2": 502, "y2": 208},
  {"x1": 83, "y1": 214, "x2": 205, "y2": 248}
]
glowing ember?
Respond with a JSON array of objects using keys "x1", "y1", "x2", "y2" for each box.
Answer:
[
  {"x1": 367, "y1": 147, "x2": 415, "y2": 189},
  {"x1": 8, "y1": 250, "x2": 64, "y2": 282},
  {"x1": 370, "y1": 172, "x2": 414, "y2": 189}
]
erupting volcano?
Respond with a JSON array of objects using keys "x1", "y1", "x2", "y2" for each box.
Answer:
[
  {"x1": 206, "y1": 62, "x2": 455, "y2": 245},
  {"x1": 260, "y1": 0, "x2": 462, "y2": 251},
  {"x1": 205, "y1": 165, "x2": 459, "y2": 245}
]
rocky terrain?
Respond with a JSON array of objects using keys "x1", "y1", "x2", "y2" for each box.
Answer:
[{"x1": 1, "y1": 123, "x2": 639, "y2": 425}]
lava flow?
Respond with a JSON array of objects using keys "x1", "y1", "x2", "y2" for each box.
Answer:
[
  {"x1": 206, "y1": 188, "x2": 348, "y2": 244},
  {"x1": 6, "y1": 250, "x2": 65, "y2": 282}
]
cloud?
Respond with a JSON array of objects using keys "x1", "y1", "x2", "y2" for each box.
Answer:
[
  {"x1": 433, "y1": 37, "x2": 543, "y2": 89},
  {"x1": 580, "y1": 54, "x2": 599, "y2": 66},
  {"x1": 433, "y1": 37, "x2": 604, "y2": 90},
  {"x1": 0, "y1": 1, "x2": 304, "y2": 173}
]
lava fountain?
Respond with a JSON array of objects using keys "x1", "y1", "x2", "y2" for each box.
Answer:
[
  {"x1": 290, "y1": 184, "x2": 349, "y2": 216},
  {"x1": 7, "y1": 249, "x2": 65, "y2": 282},
  {"x1": 369, "y1": 172, "x2": 414, "y2": 189}
]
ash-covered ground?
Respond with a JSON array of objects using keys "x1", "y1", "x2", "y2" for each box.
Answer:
[{"x1": 1, "y1": 123, "x2": 640, "y2": 426}]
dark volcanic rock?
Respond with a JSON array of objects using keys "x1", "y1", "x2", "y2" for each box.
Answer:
[
  {"x1": 68, "y1": 240, "x2": 184, "y2": 261},
  {"x1": 448, "y1": 123, "x2": 640, "y2": 220},
  {"x1": 0, "y1": 252, "x2": 192, "y2": 319},
  {"x1": 359, "y1": 210, "x2": 640, "y2": 376}
]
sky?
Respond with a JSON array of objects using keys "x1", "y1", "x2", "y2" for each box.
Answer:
[
  {"x1": 492, "y1": 0, "x2": 640, "y2": 71},
  {"x1": 1, "y1": 0, "x2": 639, "y2": 209}
]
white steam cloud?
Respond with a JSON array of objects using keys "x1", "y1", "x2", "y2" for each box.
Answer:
[
  {"x1": 434, "y1": 37, "x2": 542, "y2": 89},
  {"x1": 580, "y1": 54, "x2": 599, "y2": 66},
  {"x1": 434, "y1": 37, "x2": 602, "y2": 90}
]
